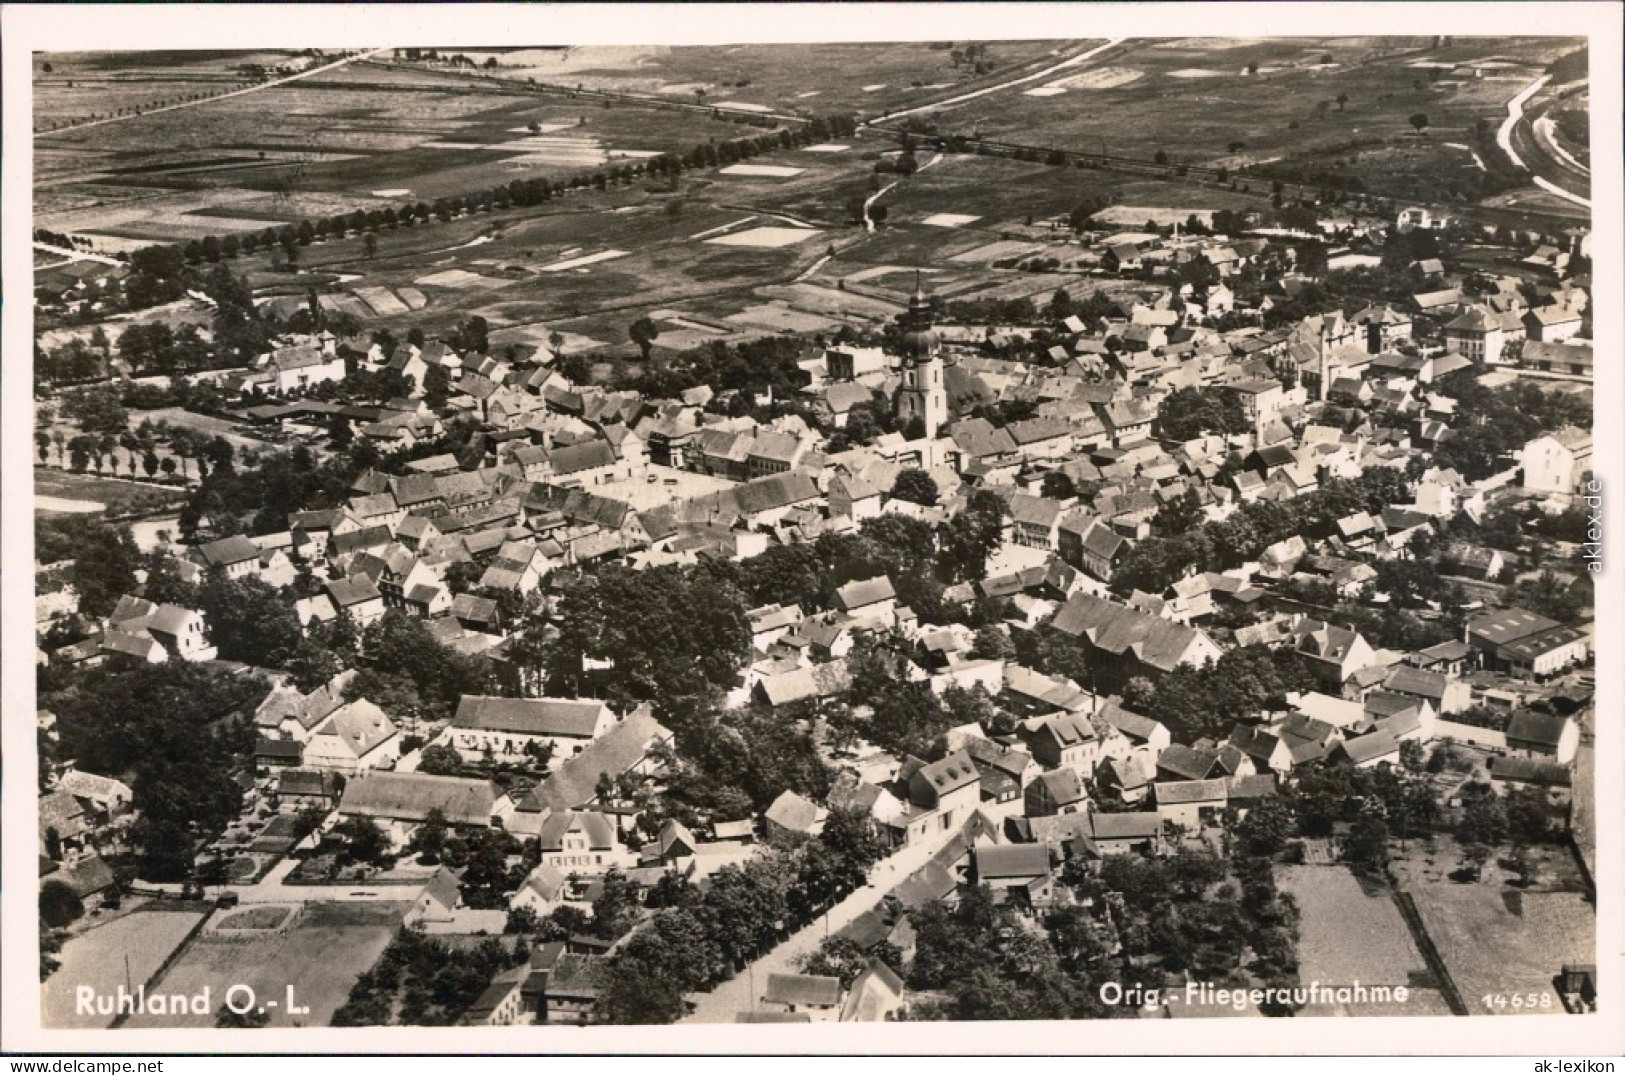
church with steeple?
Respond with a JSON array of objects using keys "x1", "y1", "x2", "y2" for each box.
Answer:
[{"x1": 892, "y1": 277, "x2": 949, "y2": 440}]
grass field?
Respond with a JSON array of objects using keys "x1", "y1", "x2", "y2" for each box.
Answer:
[
  {"x1": 1409, "y1": 881, "x2": 1593, "y2": 1014},
  {"x1": 1389, "y1": 837, "x2": 1595, "y2": 1016},
  {"x1": 34, "y1": 468, "x2": 187, "y2": 517},
  {"x1": 124, "y1": 901, "x2": 409, "y2": 1028},
  {"x1": 1277, "y1": 864, "x2": 1453, "y2": 1017},
  {"x1": 43, "y1": 907, "x2": 209, "y2": 1029}
]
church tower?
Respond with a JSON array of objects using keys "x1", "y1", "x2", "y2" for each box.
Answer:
[{"x1": 893, "y1": 276, "x2": 949, "y2": 440}]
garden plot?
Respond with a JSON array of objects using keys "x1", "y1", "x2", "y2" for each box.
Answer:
[
  {"x1": 541, "y1": 249, "x2": 630, "y2": 272},
  {"x1": 705, "y1": 226, "x2": 820, "y2": 248},
  {"x1": 719, "y1": 163, "x2": 806, "y2": 178},
  {"x1": 920, "y1": 213, "x2": 981, "y2": 228},
  {"x1": 318, "y1": 294, "x2": 374, "y2": 321},
  {"x1": 352, "y1": 286, "x2": 411, "y2": 317}
]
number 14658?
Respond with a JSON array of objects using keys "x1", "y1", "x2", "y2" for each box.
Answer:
[{"x1": 1481, "y1": 992, "x2": 1554, "y2": 1011}]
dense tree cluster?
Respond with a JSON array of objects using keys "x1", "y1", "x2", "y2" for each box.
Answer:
[
  {"x1": 1117, "y1": 644, "x2": 1320, "y2": 744},
  {"x1": 1111, "y1": 470, "x2": 1411, "y2": 596},
  {"x1": 546, "y1": 562, "x2": 751, "y2": 718},
  {"x1": 593, "y1": 831, "x2": 880, "y2": 1023},
  {"x1": 1156, "y1": 386, "x2": 1253, "y2": 441},
  {"x1": 36, "y1": 517, "x2": 139, "y2": 620},
  {"x1": 332, "y1": 927, "x2": 527, "y2": 1026},
  {"x1": 42, "y1": 662, "x2": 269, "y2": 881}
]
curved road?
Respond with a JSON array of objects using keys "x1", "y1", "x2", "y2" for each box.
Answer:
[{"x1": 1497, "y1": 74, "x2": 1589, "y2": 209}]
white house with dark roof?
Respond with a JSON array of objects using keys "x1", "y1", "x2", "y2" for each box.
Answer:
[
  {"x1": 302, "y1": 699, "x2": 400, "y2": 773},
  {"x1": 536, "y1": 811, "x2": 633, "y2": 874},
  {"x1": 833, "y1": 575, "x2": 897, "y2": 623},
  {"x1": 446, "y1": 696, "x2": 615, "y2": 761},
  {"x1": 324, "y1": 573, "x2": 387, "y2": 627},
  {"x1": 1520, "y1": 426, "x2": 1593, "y2": 496}
]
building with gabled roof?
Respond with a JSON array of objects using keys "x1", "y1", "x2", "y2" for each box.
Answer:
[
  {"x1": 339, "y1": 771, "x2": 496, "y2": 845},
  {"x1": 765, "y1": 789, "x2": 825, "y2": 838},
  {"x1": 302, "y1": 699, "x2": 400, "y2": 773},
  {"x1": 447, "y1": 696, "x2": 616, "y2": 761},
  {"x1": 1049, "y1": 591, "x2": 1222, "y2": 688}
]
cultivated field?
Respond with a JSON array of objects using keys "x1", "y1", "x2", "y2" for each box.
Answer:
[
  {"x1": 913, "y1": 36, "x2": 1581, "y2": 209},
  {"x1": 1277, "y1": 864, "x2": 1453, "y2": 1017},
  {"x1": 43, "y1": 906, "x2": 209, "y2": 1029},
  {"x1": 35, "y1": 55, "x2": 769, "y2": 247},
  {"x1": 124, "y1": 901, "x2": 409, "y2": 1028},
  {"x1": 457, "y1": 40, "x2": 1075, "y2": 115}
]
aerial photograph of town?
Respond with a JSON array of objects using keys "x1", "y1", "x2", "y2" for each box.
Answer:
[{"x1": 25, "y1": 27, "x2": 1599, "y2": 1035}]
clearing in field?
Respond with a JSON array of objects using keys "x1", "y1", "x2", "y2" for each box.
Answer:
[
  {"x1": 124, "y1": 901, "x2": 409, "y2": 1029},
  {"x1": 920, "y1": 213, "x2": 981, "y2": 228},
  {"x1": 414, "y1": 268, "x2": 508, "y2": 289},
  {"x1": 949, "y1": 239, "x2": 1049, "y2": 264},
  {"x1": 36, "y1": 496, "x2": 104, "y2": 515},
  {"x1": 1168, "y1": 68, "x2": 1227, "y2": 78},
  {"x1": 726, "y1": 302, "x2": 840, "y2": 334},
  {"x1": 1030, "y1": 67, "x2": 1146, "y2": 94},
  {"x1": 1277, "y1": 864, "x2": 1452, "y2": 1017},
  {"x1": 369, "y1": 188, "x2": 412, "y2": 197},
  {"x1": 688, "y1": 216, "x2": 758, "y2": 241},
  {"x1": 43, "y1": 907, "x2": 208, "y2": 1029},
  {"x1": 718, "y1": 163, "x2": 805, "y2": 178},
  {"x1": 801, "y1": 143, "x2": 850, "y2": 153},
  {"x1": 541, "y1": 249, "x2": 630, "y2": 272},
  {"x1": 705, "y1": 226, "x2": 820, "y2": 249},
  {"x1": 710, "y1": 100, "x2": 774, "y2": 113},
  {"x1": 35, "y1": 469, "x2": 187, "y2": 516}
]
